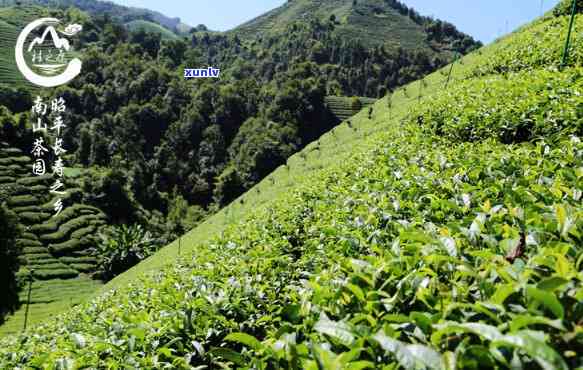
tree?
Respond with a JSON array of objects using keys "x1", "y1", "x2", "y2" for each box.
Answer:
[
  {"x1": 130, "y1": 29, "x2": 162, "y2": 58},
  {"x1": 0, "y1": 204, "x2": 21, "y2": 324}
]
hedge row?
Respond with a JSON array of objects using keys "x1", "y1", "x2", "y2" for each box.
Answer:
[
  {"x1": 28, "y1": 263, "x2": 71, "y2": 271},
  {"x1": 40, "y1": 215, "x2": 101, "y2": 244},
  {"x1": 59, "y1": 256, "x2": 98, "y2": 264},
  {"x1": 7, "y1": 194, "x2": 38, "y2": 207},
  {"x1": 24, "y1": 253, "x2": 54, "y2": 261},
  {"x1": 16, "y1": 175, "x2": 52, "y2": 187},
  {"x1": 48, "y1": 239, "x2": 86, "y2": 255},
  {"x1": 22, "y1": 247, "x2": 46, "y2": 254},
  {"x1": 18, "y1": 212, "x2": 51, "y2": 225},
  {"x1": 16, "y1": 238, "x2": 43, "y2": 248},
  {"x1": 70, "y1": 263, "x2": 95, "y2": 273},
  {"x1": 33, "y1": 269, "x2": 78, "y2": 280},
  {"x1": 30, "y1": 205, "x2": 100, "y2": 234}
]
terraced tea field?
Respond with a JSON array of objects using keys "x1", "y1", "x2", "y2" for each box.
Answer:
[
  {"x1": 0, "y1": 7, "x2": 40, "y2": 90},
  {"x1": 0, "y1": 19, "x2": 26, "y2": 88},
  {"x1": 0, "y1": 142, "x2": 106, "y2": 336},
  {"x1": 325, "y1": 95, "x2": 377, "y2": 121}
]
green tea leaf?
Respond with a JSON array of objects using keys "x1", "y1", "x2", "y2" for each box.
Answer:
[
  {"x1": 491, "y1": 331, "x2": 568, "y2": 370},
  {"x1": 314, "y1": 312, "x2": 355, "y2": 347},
  {"x1": 374, "y1": 331, "x2": 442, "y2": 370},
  {"x1": 225, "y1": 332, "x2": 263, "y2": 351},
  {"x1": 526, "y1": 286, "x2": 564, "y2": 319}
]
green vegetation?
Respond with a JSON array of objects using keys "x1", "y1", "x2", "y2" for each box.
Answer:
[
  {"x1": 0, "y1": 141, "x2": 107, "y2": 333},
  {"x1": 0, "y1": 19, "x2": 29, "y2": 90},
  {"x1": 126, "y1": 20, "x2": 180, "y2": 40},
  {"x1": 0, "y1": 7, "x2": 44, "y2": 92},
  {"x1": 234, "y1": 0, "x2": 477, "y2": 53},
  {"x1": 0, "y1": 205, "x2": 21, "y2": 324},
  {"x1": 0, "y1": 0, "x2": 478, "y2": 248},
  {"x1": 473, "y1": 15, "x2": 583, "y2": 76},
  {"x1": 326, "y1": 96, "x2": 376, "y2": 121},
  {"x1": 416, "y1": 69, "x2": 583, "y2": 143},
  {"x1": 1, "y1": 5, "x2": 582, "y2": 368},
  {"x1": 96, "y1": 224, "x2": 158, "y2": 281},
  {"x1": 0, "y1": 278, "x2": 101, "y2": 336},
  {"x1": 554, "y1": 0, "x2": 583, "y2": 16}
]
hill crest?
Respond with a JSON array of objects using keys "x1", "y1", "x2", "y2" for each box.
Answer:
[{"x1": 233, "y1": 0, "x2": 480, "y2": 54}]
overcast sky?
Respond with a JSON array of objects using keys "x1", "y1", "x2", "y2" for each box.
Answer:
[{"x1": 110, "y1": 0, "x2": 561, "y2": 44}]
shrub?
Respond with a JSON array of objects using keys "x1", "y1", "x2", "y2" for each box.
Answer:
[
  {"x1": 553, "y1": 0, "x2": 583, "y2": 16},
  {"x1": 40, "y1": 215, "x2": 98, "y2": 243},
  {"x1": 27, "y1": 263, "x2": 69, "y2": 271},
  {"x1": 18, "y1": 212, "x2": 51, "y2": 224},
  {"x1": 7, "y1": 195, "x2": 38, "y2": 207},
  {"x1": 25, "y1": 253, "x2": 52, "y2": 261},
  {"x1": 59, "y1": 256, "x2": 98, "y2": 264},
  {"x1": 96, "y1": 224, "x2": 159, "y2": 281},
  {"x1": 33, "y1": 269, "x2": 78, "y2": 280},
  {"x1": 49, "y1": 239, "x2": 84, "y2": 255},
  {"x1": 22, "y1": 247, "x2": 46, "y2": 254},
  {"x1": 415, "y1": 68, "x2": 583, "y2": 143},
  {"x1": 70, "y1": 263, "x2": 95, "y2": 273},
  {"x1": 473, "y1": 16, "x2": 583, "y2": 76},
  {"x1": 350, "y1": 96, "x2": 362, "y2": 111}
]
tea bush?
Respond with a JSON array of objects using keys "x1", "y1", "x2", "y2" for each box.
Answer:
[
  {"x1": 553, "y1": 0, "x2": 583, "y2": 16},
  {"x1": 1, "y1": 123, "x2": 581, "y2": 368},
  {"x1": 473, "y1": 16, "x2": 583, "y2": 76},
  {"x1": 415, "y1": 68, "x2": 583, "y2": 143}
]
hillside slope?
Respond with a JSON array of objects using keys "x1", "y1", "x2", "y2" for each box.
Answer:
[
  {"x1": 1, "y1": 4, "x2": 581, "y2": 369},
  {"x1": 0, "y1": 7, "x2": 42, "y2": 91}
]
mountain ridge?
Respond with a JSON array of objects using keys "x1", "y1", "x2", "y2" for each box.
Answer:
[{"x1": 233, "y1": 0, "x2": 480, "y2": 54}]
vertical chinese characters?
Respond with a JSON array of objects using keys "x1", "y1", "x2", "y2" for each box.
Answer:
[{"x1": 31, "y1": 96, "x2": 67, "y2": 217}]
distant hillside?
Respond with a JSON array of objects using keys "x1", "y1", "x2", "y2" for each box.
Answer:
[
  {"x1": 234, "y1": 0, "x2": 479, "y2": 54},
  {"x1": 0, "y1": 7, "x2": 44, "y2": 91},
  {"x1": 125, "y1": 19, "x2": 180, "y2": 40},
  {"x1": 0, "y1": 0, "x2": 192, "y2": 35}
]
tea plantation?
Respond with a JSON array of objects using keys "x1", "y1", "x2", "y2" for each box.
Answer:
[
  {"x1": 0, "y1": 7, "x2": 41, "y2": 91},
  {"x1": 1, "y1": 5, "x2": 582, "y2": 370},
  {"x1": 0, "y1": 142, "x2": 107, "y2": 336},
  {"x1": 325, "y1": 96, "x2": 377, "y2": 122}
]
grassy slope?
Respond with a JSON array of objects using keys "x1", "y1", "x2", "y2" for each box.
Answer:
[{"x1": 0, "y1": 278, "x2": 101, "y2": 336}]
